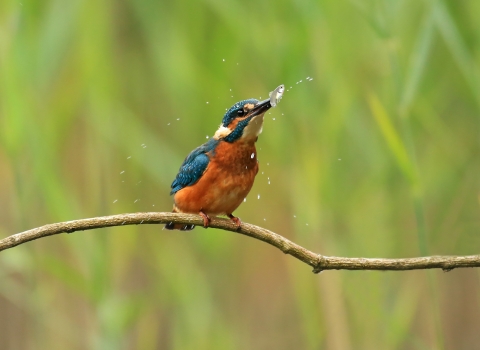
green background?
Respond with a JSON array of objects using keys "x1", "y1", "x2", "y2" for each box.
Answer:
[{"x1": 1, "y1": 0, "x2": 479, "y2": 348}]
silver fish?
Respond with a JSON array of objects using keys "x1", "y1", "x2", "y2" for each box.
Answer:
[{"x1": 269, "y1": 84, "x2": 284, "y2": 107}]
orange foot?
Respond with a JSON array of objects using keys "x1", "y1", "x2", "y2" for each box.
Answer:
[
  {"x1": 227, "y1": 214, "x2": 242, "y2": 229},
  {"x1": 199, "y1": 210, "x2": 211, "y2": 228}
]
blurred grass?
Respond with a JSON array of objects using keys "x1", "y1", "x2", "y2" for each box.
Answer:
[{"x1": 1, "y1": 0, "x2": 480, "y2": 349}]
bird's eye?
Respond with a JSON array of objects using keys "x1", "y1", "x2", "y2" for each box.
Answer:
[{"x1": 237, "y1": 109, "x2": 245, "y2": 116}]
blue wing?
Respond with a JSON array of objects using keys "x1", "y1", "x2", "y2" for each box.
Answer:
[{"x1": 170, "y1": 139, "x2": 219, "y2": 195}]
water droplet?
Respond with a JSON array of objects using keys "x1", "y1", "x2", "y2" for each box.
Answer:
[
  {"x1": 243, "y1": 198, "x2": 247, "y2": 202},
  {"x1": 167, "y1": 123, "x2": 171, "y2": 125},
  {"x1": 263, "y1": 218, "x2": 266, "y2": 221},
  {"x1": 120, "y1": 171, "x2": 125, "y2": 174},
  {"x1": 113, "y1": 199, "x2": 118, "y2": 203},
  {"x1": 293, "y1": 215, "x2": 296, "y2": 218},
  {"x1": 299, "y1": 80, "x2": 303, "y2": 83},
  {"x1": 272, "y1": 118, "x2": 276, "y2": 121},
  {"x1": 251, "y1": 152, "x2": 255, "y2": 159},
  {"x1": 222, "y1": 58, "x2": 225, "y2": 62},
  {"x1": 206, "y1": 101, "x2": 209, "y2": 104},
  {"x1": 206, "y1": 135, "x2": 209, "y2": 139},
  {"x1": 176, "y1": 118, "x2": 180, "y2": 121},
  {"x1": 267, "y1": 163, "x2": 270, "y2": 166},
  {"x1": 134, "y1": 199, "x2": 139, "y2": 203},
  {"x1": 257, "y1": 194, "x2": 260, "y2": 199},
  {"x1": 127, "y1": 156, "x2": 131, "y2": 159},
  {"x1": 338, "y1": 158, "x2": 341, "y2": 161}
]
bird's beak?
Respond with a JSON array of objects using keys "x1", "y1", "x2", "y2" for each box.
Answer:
[{"x1": 249, "y1": 99, "x2": 272, "y2": 117}]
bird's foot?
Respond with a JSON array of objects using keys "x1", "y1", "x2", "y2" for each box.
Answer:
[
  {"x1": 199, "y1": 210, "x2": 211, "y2": 228},
  {"x1": 227, "y1": 214, "x2": 242, "y2": 230}
]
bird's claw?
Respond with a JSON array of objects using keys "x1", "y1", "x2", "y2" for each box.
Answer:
[
  {"x1": 228, "y1": 214, "x2": 242, "y2": 230},
  {"x1": 199, "y1": 211, "x2": 211, "y2": 228}
]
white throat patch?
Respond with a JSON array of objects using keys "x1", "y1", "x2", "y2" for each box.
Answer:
[{"x1": 241, "y1": 115, "x2": 264, "y2": 141}]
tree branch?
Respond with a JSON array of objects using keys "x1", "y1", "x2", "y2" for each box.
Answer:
[{"x1": 1, "y1": 212, "x2": 479, "y2": 273}]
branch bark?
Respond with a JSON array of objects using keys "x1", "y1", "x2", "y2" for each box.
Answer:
[{"x1": 1, "y1": 212, "x2": 479, "y2": 273}]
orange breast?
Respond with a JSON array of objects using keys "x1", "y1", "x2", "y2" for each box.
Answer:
[{"x1": 173, "y1": 141, "x2": 258, "y2": 215}]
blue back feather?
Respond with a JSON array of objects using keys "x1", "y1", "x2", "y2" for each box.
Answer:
[{"x1": 170, "y1": 138, "x2": 219, "y2": 194}]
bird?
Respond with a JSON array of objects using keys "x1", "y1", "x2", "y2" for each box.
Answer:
[{"x1": 165, "y1": 91, "x2": 280, "y2": 231}]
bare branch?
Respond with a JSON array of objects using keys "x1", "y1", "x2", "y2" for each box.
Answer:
[{"x1": 1, "y1": 212, "x2": 479, "y2": 273}]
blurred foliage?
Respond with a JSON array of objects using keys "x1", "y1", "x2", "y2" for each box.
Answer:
[{"x1": 1, "y1": 0, "x2": 480, "y2": 349}]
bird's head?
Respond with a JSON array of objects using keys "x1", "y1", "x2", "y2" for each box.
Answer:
[{"x1": 213, "y1": 98, "x2": 272, "y2": 143}]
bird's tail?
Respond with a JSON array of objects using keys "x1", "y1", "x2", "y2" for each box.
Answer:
[
  {"x1": 164, "y1": 207, "x2": 195, "y2": 231},
  {"x1": 164, "y1": 222, "x2": 195, "y2": 231}
]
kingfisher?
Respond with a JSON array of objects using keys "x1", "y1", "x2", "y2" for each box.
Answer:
[{"x1": 165, "y1": 85, "x2": 284, "y2": 231}]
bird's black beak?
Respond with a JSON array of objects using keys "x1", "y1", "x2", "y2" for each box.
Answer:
[{"x1": 250, "y1": 99, "x2": 272, "y2": 117}]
